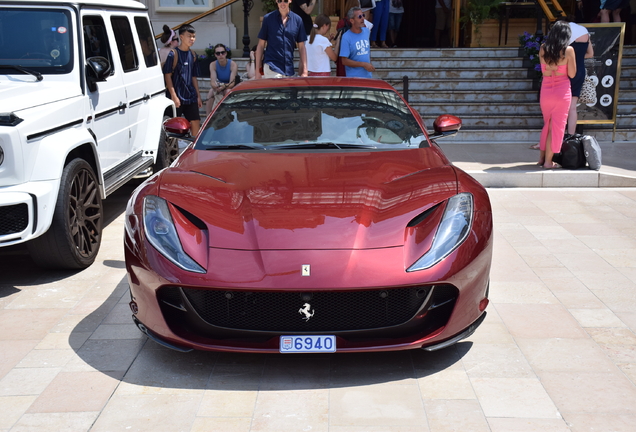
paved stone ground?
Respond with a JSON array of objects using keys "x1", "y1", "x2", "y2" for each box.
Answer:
[
  {"x1": 439, "y1": 141, "x2": 636, "y2": 187},
  {"x1": 1, "y1": 181, "x2": 636, "y2": 431}
]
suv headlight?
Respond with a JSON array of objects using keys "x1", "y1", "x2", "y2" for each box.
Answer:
[
  {"x1": 143, "y1": 195, "x2": 205, "y2": 273},
  {"x1": 407, "y1": 193, "x2": 473, "y2": 272}
]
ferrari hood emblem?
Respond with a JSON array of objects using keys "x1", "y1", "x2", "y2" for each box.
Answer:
[{"x1": 299, "y1": 303, "x2": 315, "y2": 321}]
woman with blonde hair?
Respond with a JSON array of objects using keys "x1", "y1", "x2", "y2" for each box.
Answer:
[
  {"x1": 307, "y1": 14, "x2": 340, "y2": 76},
  {"x1": 538, "y1": 21, "x2": 576, "y2": 169}
]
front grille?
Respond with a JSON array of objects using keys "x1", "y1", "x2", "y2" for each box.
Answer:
[
  {"x1": 0, "y1": 204, "x2": 28, "y2": 235},
  {"x1": 160, "y1": 285, "x2": 452, "y2": 332}
]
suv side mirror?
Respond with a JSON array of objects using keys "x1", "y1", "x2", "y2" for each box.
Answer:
[
  {"x1": 86, "y1": 56, "x2": 111, "y2": 92},
  {"x1": 428, "y1": 114, "x2": 462, "y2": 140}
]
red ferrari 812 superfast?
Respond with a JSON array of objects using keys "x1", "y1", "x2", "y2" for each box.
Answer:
[{"x1": 124, "y1": 77, "x2": 492, "y2": 354}]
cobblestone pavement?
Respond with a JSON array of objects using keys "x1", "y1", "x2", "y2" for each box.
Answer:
[{"x1": 1, "y1": 180, "x2": 636, "y2": 431}]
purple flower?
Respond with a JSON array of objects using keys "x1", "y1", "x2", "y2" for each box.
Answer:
[{"x1": 534, "y1": 63, "x2": 542, "y2": 72}]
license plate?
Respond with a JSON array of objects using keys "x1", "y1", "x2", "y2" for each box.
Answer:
[{"x1": 279, "y1": 335, "x2": 336, "y2": 353}]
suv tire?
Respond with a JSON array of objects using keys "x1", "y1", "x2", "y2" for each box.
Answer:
[
  {"x1": 153, "y1": 115, "x2": 180, "y2": 172},
  {"x1": 28, "y1": 159, "x2": 103, "y2": 269}
]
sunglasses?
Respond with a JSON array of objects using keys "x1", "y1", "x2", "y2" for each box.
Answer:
[
  {"x1": 276, "y1": 0, "x2": 289, "y2": 3},
  {"x1": 215, "y1": 51, "x2": 226, "y2": 56},
  {"x1": 357, "y1": 13, "x2": 366, "y2": 19}
]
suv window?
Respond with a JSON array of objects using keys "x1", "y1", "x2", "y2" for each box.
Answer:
[
  {"x1": 83, "y1": 15, "x2": 114, "y2": 73},
  {"x1": 134, "y1": 16, "x2": 158, "y2": 68},
  {"x1": 111, "y1": 16, "x2": 138, "y2": 72},
  {"x1": 0, "y1": 7, "x2": 73, "y2": 74}
]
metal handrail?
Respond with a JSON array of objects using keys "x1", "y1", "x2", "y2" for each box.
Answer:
[{"x1": 154, "y1": 0, "x2": 239, "y2": 39}]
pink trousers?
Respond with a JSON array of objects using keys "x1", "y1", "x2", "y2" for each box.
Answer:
[{"x1": 539, "y1": 74, "x2": 571, "y2": 153}]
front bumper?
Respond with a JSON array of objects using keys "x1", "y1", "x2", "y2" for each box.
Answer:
[{"x1": 0, "y1": 180, "x2": 59, "y2": 246}]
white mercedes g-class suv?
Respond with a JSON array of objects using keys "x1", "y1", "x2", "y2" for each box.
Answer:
[{"x1": 0, "y1": 0, "x2": 178, "y2": 269}]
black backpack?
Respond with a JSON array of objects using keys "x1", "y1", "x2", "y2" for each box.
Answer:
[{"x1": 553, "y1": 134, "x2": 586, "y2": 170}]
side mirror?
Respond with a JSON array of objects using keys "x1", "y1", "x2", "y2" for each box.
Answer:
[
  {"x1": 86, "y1": 56, "x2": 111, "y2": 92},
  {"x1": 429, "y1": 114, "x2": 462, "y2": 139},
  {"x1": 163, "y1": 117, "x2": 193, "y2": 141}
]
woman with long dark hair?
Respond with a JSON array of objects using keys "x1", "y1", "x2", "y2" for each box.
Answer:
[{"x1": 538, "y1": 21, "x2": 576, "y2": 169}]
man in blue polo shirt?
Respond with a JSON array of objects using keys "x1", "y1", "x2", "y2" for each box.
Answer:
[
  {"x1": 339, "y1": 7, "x2": 375, "y2": 78},
  {"x1": 255, "y1": 0, "x2": 308, "y2": 78}
]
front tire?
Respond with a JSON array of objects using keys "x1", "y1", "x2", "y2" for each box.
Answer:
[
  {"x1": 28, "y1": 159, "x2": 103, "y2": 269},
  {"x1": 153, "y1": 115, "x2": 180, "y2": 173}
]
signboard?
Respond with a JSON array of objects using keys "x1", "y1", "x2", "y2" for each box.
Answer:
[{"x1": 578, "y1": 23, "x2": 625, "y2": 125}]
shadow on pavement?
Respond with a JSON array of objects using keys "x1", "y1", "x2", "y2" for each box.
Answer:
[
  {"x1": 69, "y1": 278, "x2": 473, "y2": 390},
  {"x1": 0, "y1": 178, "x2": 144, "y2": 287}
]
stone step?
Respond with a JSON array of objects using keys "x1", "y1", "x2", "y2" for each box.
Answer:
[
  {"x1": 434, "y1": 128, "x2": 635, "y2": 143},
  {"x1": 390, "y1": 78, "x2": 536, "y2": 91},
  {"x1": 375, "y1": 68, "x2": 531, "y2": 79},
  {"x1": 371, "y1": 58, "x2": 527, "y2": 68},
  {"x1": 406, "y1": 90, "x2": 540, "y2": 103},
  {"x1": 366, "y1": 47, "x2": 522, "y2": 58},
  {"x1": 419, "y1": 113, "x2": 636, "y2": 129},
  {"x1": 413, "y1": 101, "x2": 636, "y2": 116},
  {"x1": 403, "y1": 88, "x2": 636, "y2": 102}
]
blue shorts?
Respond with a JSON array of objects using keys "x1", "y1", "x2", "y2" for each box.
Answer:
[{"x1": 389, "y1": 13, "x2": 403, "y2": 31}]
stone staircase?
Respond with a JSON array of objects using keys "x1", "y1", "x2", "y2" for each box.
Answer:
[{"x1": 199, "y1": 46, "x2": 636, "y2": 143}]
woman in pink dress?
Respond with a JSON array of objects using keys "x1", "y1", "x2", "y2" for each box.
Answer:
[{"x1": 538, "y1": 21, "x2": 577, "y2": 169}]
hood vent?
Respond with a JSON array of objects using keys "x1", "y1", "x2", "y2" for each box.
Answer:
[{"x1": 407, "y1": 203, "x2": 441, "y2": 228}]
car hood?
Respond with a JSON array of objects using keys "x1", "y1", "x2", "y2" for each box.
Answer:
[
  {"x1": 0, "y1": 78, "x2": 81, "y2": 113},
  {"x1": 157, "y1": 149, "x2": 458, "y2": 250}
]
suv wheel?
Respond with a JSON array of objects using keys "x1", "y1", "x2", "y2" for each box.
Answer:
[
  {"x1": 153, "y1": 115, "x2": 180, "y2": 172},
  {"x1": 28, "y1": 159, "x2": 103, "y2": 269}
]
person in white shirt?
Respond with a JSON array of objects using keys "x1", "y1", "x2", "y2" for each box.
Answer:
[{"x1": 306, "y1": 14, "x2": 340, "y2": 76}]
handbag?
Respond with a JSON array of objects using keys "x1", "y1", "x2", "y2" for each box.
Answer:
[
  {"x1": 579, "y1": 74, "x2": 596, "y2": 105},
  {"x1": 360, "y1": 0, "x2": 376, "y2": 10}
]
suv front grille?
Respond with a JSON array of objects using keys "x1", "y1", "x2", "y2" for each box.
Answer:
[
  {"x1": 159, "y1": 285, "x2": 457, "y2": 333},
  {"x1": 0, "y1": 204, "x2": 28, "y2": 235}
]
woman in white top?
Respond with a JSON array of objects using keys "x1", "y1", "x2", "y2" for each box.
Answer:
[{"x1": 306, "y1": 14, "x2": 340, "y2": 76}]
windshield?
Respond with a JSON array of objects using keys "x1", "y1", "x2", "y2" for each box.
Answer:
[
  {"x1": 196, "y1": 86, "x2": 427, "y2": 150},
  {"x1": 0, "y1": 7, "x2": 73, "y2": 74}
]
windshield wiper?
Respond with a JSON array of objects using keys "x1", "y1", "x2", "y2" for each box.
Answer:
[
  {"x1": 203, "y1": 143, "x2": 264, "y2": 150},
  {"x1": 269, "y1": 142, "x2": 377, "y2": 150},
  {"x1": 0, "y1": 65, "x2": 43, "y2": 81}
]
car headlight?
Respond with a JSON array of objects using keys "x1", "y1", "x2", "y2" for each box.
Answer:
[
  {"x1": 407, "y1": 192, "x2": 473, "y2": 272},
  {"x1": 143, "y1": 195, "x2": 205, "y2": 273}
]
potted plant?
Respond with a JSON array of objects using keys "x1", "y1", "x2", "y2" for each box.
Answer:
[
  {"x1": 461, "y1": 0, "x2": 501, "y2": 46},
  {"x1": 519, "y1": 31, "x2": 544, "y2": 90},
  {"x1": 263, "y1": 0, "x2": 277, "y2": 13}
]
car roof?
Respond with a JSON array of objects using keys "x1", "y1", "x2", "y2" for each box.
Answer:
[
  {"x1": 234, "y1": 77, "x2": 398, "y2": 92},
  {"x1": 3, "y1": 0, "x2": 146, "y2": 10}
]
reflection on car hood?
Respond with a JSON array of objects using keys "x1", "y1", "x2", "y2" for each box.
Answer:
[{"x1": 158, "y1": 149, "x2": 457, "y2": 250}]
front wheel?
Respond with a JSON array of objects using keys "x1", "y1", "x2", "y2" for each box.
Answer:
[
  {"x1": 153, "y1": 115, "x2": 180, "y2": 172},
  {"x1": 28, "y1": 159, "x2": 103, "y2": 269}
]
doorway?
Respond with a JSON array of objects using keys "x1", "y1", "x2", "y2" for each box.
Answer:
[{"x1": 395, "y1": 0, "x2": 438, "y2": 48}]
